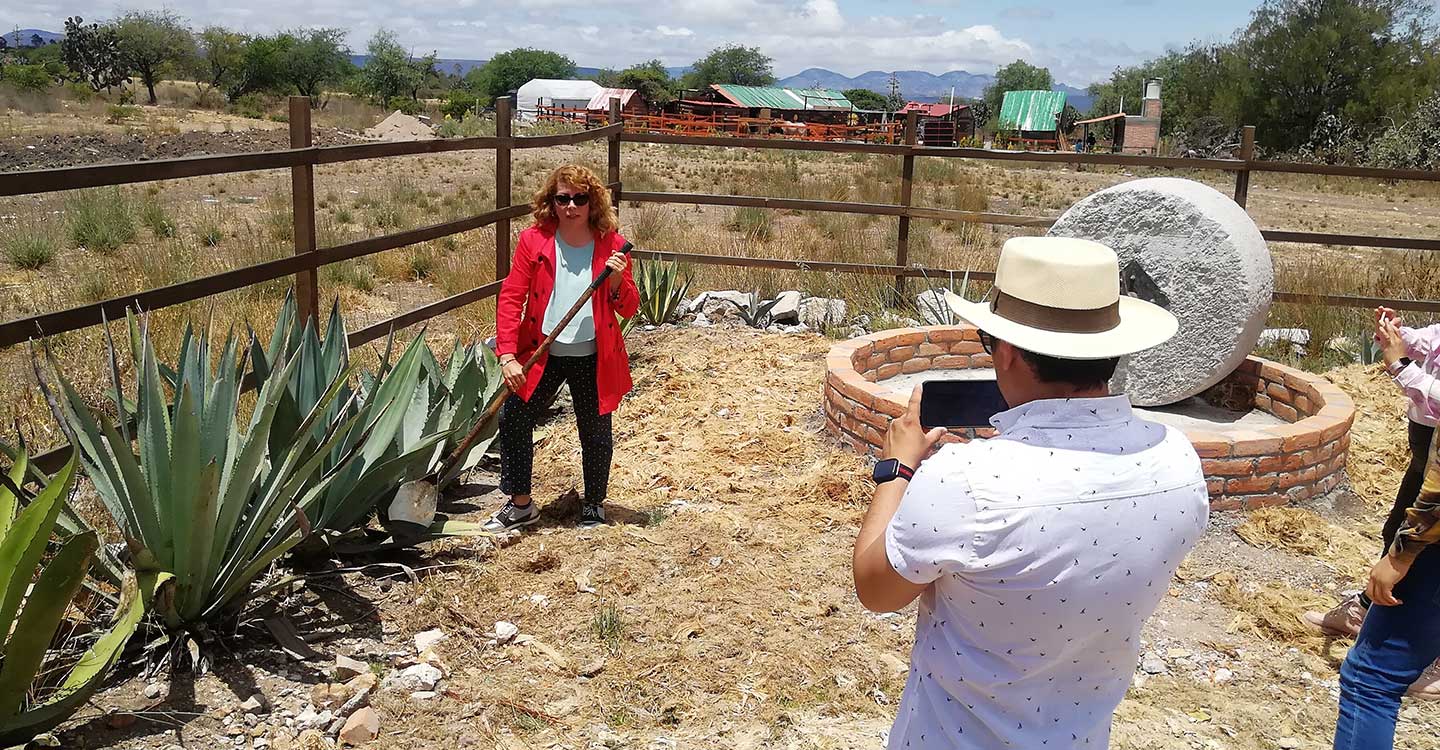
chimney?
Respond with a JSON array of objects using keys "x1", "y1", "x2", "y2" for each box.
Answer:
[{"x1": 1142, "y1": 78, "x2": 1162, "y2": 119}]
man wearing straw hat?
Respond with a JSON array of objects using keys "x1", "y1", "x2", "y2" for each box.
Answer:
[{"x1": 852, "y1": 237, "x2": 1210, "y2": 749}]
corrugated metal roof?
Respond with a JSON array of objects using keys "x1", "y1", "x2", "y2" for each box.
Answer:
[
  {"x1": 898, "y1": 102, "x2": 969, "y2": 117},
  {"x1": 997, "y1": 90, "x2": 1068, "y2": 131},
  {"x1": 711, "y1": 84, "x2": 854, "y2": 111},
  {"x1": 587, "y1": 88, "x2": 638, "y2": 110}
]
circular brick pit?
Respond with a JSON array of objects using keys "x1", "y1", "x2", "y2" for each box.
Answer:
[{"x1": 823, "y1": 325, "x2": 1357, "y2": 511}]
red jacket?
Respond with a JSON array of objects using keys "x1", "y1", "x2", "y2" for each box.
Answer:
[{"x1": 495, "y1": 224, "x2": 640, "y2": 415}]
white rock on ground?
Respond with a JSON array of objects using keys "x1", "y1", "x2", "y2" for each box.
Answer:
[
  {"x1": 769, "y1": 290, "x2": 803, "y2": 323},
  {"x1": 394, "y1": 663, "x2": 443, "y2": 692},
  {"x1": 914, "y1": 289, "x2": 953, "y2": 326},
  {"x1": 239, "y1": 694, "x2": 269, "y2": 715},
  {"x1": 413, "y1": 629, "x2": 447, "y2": 654},
  {"x1": 799, "y1": 297, "x2": 847, "y2": 329},
  {"x1": 493, "y1": 621, "x2": 519, "y2": 644},
  {"x1": 1046, "y1": 177, "x2": 1273, "y2": 407}
]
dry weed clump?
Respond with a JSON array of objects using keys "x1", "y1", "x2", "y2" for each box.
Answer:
[
  {"x1": 1234, "y1": 507, "x2": 1375, "y2": 580},
  {"x1": 1328, "y1": 363, "x2": 1410, "y2": 505},
  {"x1": 1213, "y1": 571, "x2": 1338, "y2": 650}
]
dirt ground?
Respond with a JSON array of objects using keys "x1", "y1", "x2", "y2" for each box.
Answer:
[
  {"x1": 47, "y1": 326, "x2": 1440, "y2": 750},
  {"x1": 5, "y1": 98, "x2": 1440, "y2": 750}
]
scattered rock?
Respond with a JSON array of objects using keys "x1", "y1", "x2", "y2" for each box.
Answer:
[
  {"x1": 309, "y1": 683, "x2": 353, "y2": 712},
  {"x1": 240, "y1": 694, "x2": 270, "y2": 715},
  {"x1": 914, "y1": 290, "x2": 954, "y2": 325},
  {"x1": 395, "y1": 663, "x2": 443, "y2": 692},
  {"x1": 338, "y1": 707, "x2": 379, "y2": 744},
  {"x1": 106, "y1": 712, "x2": 138, "y2": 730},
  {"x1": 799, "y1": 297, "x2": 847, "y2": 329},
  {"x1": 769, "y1": 290, "x2": 803, "y2": 323},
  {"x1": 879, "y1": 653, "x2": 909, "y2": 676},
  {"x1": 1213, "y1": 668, "x2": 1234, "y2": 684},
  {"x1": 413, "y1": 629, "x2": 448, "y2": 654},
  {"x1": 143, "y1": 683, "x2": 164, "y2": 699},
  {"x1": 294, "y1": 707, "x2": 332, "y2": 731},
  {"x1": 410, "y1": 690, "x2": 439, "y2": 700},
  {"x1": 579, "y1": 657, "x2": 606, "y2": 677},
  {"x1": 493, "y1": 621, "x2": 519, "y2": 644},
  {"x1": 1277, "y1": 738, "x2": 1301, "y2": 749},
  {"x1": 334, "y1": 655, "x2": 369, "y2": 681},
  {"x1": 1141, "y1": 654, "x2": 1168, "y2": 675}
]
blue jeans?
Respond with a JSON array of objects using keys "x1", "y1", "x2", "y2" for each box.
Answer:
[{"x1": 1334, "y1": 545, "x2": 1440, "y2": 748}]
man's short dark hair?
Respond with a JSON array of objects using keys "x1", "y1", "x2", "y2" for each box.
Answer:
[{"x1": 1017, "y1": 348, "x2": 1119, "y2": 389}]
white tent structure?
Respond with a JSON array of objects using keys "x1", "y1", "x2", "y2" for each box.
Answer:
[{"x1": 515, "y1": 79, "x2": 604, "y2": 122}]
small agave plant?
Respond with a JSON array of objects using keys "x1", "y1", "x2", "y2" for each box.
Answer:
[
  {"x1": 0, "y1": 453, "x2": 163, "y2": 745},
  {"x1": 634, "y1": 259, "x2": 691, "y2": 327},
  {"x1": 723, "y1": 292, "x2": 783, "y2": 329},
  {"x1": 41, "y1": 312, "x2": 365, "y2": 637}
]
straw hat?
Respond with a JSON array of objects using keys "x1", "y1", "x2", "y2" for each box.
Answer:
[{"x1": 945, "y1": 236, "x2": 1178, "y2": 359}]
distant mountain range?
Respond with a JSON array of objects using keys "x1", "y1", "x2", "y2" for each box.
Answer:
[
  {"x1": 28, "y1": 27, "x2": 1091, "y2": 110},
  {"x1": 4, "y1": 28, "x2": 63, "y2": 46}
]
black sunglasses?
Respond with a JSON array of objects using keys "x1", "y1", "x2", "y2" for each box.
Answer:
[
  {"x1": 978, "y1": 330, "x2": 995, "y2": 355},
  {"x1": 552, "y1": 192, "x2": 590, "y2": 207}
]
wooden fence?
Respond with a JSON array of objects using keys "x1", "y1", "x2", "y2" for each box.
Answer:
[{"x1": 5, "y1": 95, "x2": 1440, "y2": 361}]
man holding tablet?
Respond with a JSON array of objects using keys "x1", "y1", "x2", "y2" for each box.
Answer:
[{"x1": 852, "y1": 236, "x2": 1208, "y2": 749}]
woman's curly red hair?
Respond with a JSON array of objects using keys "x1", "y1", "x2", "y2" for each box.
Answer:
[{"x1": 530, "y1": 164, "x2": 618, "y2": 234}]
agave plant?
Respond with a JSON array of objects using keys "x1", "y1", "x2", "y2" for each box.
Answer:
[
  {"x1": 634, "y1": 259, "x2": 691, "y2": 327},
  {"x1": 260, "y1": 295, "x2": 502, "y2": 529},
  {"x1": 0, "y1": 440, "x2": 125, "y2": 587},
  {"x1": 914, "y1": 269, "x2": 973, "y2": 326},
  {"x1": 723, "y1": 292, "x2": 783, "y2": 329},
  {"x1": 0, "y1": 453, "x2": 164, "y2": 745},
  {"x1": 42, "y1": 314, "x2": 366, "y2": 633}
]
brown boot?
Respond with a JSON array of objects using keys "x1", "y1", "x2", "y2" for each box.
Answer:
[
  {"x1": 1406, "y1": 658, "x2": 1440, "y2": 700},
  {"x1": 1301, "y1": 592, "x2": 1366, "y2": 637}
]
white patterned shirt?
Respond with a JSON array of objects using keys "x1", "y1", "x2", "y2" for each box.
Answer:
[{"x1": 884, "y1": 396, "x2": 1208, "y2": 749}]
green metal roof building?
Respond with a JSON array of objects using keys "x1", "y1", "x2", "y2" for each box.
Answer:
[
  {"x1": 997, "y1": 90, "x2": 1068, "y2": 132},
  {"x1": 710, "y1": 84, "x2": 855, "y2": 111}
]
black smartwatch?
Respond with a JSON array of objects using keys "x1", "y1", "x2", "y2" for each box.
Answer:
[
  {"x1": 872, "y1": 458, "x2": 915, "y2": 485},
  {"x1": 1389, "y1": 356, "x2": 1414, "y2": 377}
]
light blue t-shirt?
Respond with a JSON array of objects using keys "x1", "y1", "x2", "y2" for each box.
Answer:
[{"x1": 544, "y1": 234, "x2": 597, "y2": 356}]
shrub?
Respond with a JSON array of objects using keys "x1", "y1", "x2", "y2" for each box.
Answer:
[
  {"x1": 140, "y1": 197, "x2": 176, "y2": 238},
  {"x1": 728, "y1": 206, "x2": 772, "y2": 240},
  {"x1": 65, "y1": 188, "x2": 136, "y2": 253},
  {"x1": 3, "y1": 64, "x2": 51, "y2": 92},
  {"x1": 2, "y1": 223, "x2": 59, "y2": 270}
]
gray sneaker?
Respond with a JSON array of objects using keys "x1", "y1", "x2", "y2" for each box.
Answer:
[
  {"x1": 483, "y1": 500, "x2": 539, "y2": 533},
  {"x1": 579, "y1": 502, "x2": 606, "y2": 528}
]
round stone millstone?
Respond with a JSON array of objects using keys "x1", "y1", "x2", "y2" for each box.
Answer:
[{"x1": 1046, "y1": 177, "x2": 1273, "y2": 407}]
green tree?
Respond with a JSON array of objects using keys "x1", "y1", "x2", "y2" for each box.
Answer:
[
  {"x1": 228, "y1": 34, "x2": 287, "y2": 99},
  {"x1": 843, "y1": 88, "x2": 887, "y2": 110},
  {"x1": 982, "y1": 59, "x2": 1053, "y2": 127},
  {"x1": 466, "y1": 48, "x2": 576, "y2": 100},
  {"x1": 61, "y1": 16, "x2": 127, "y2": 93},
  {"x1": 609, "y1": 59, "x2": 675, "y2": 105},
  {"x1": 278, "y1": 28, "x2": 351, "y2": 101},
  {"x1": 681, "y1": 44, "x2": 774, "y2": 90},
  {"x1": 3, "y1": 64, "x2": 50, "y2": 91},
  {"x1": 360, "y1": 29, "x2": 420, "y2": 104},
  {"x1": 1223, "y1": 0, "x2": 1439, "y2": 152},
  {"x1": 193, "y1": 26, "x2": 247, "y2": 99},
  {"x1": 114, "y1": 10, "x2": 197, "y2": 105}
]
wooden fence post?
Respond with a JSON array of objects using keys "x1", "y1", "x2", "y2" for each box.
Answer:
[
  {"x1": 608, "y1": 97, "x2": 622, "y2": 209},
  {"x1": 288, "y1": 96, "x2": 319, "y2": 324},
  {"x1": 496, "y1": 96, "x2": 513, "y2": 280},
  {"x1": 1234, "y1": 125, "x2": 1255, "y2": 208},
  {"x1": 894, "y1": 111, "x2": 919, "y2": 301}
]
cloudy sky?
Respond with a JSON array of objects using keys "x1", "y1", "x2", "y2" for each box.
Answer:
[{"x1": 8, "y1": 0, "x2": 1261, "y2": 85}]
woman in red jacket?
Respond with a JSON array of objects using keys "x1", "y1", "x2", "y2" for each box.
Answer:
[{"x1": 484, "y1": 164, "x2": 639, "y2": 532}]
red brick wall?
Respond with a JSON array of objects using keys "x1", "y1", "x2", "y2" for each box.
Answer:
[{"x1": 824, "y1": 326, "x2": 1356, "y2": 511}]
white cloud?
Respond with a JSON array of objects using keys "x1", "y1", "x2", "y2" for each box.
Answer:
[{"x1": 16, "y1": 0, "x2": 1127, "y2": 84}]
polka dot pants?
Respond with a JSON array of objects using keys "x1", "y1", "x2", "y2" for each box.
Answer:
[{"x1": 497, "y1": 353, "x2": 612, "y2": 504}]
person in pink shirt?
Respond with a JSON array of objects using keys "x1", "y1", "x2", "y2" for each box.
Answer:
[{"x1": 1304, "y1": 306, "x2": 1440, "y2": 699}]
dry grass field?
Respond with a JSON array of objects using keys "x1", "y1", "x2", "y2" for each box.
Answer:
[{"x1": 4, "y1": 84, "x2": 1440, "y2": 749}]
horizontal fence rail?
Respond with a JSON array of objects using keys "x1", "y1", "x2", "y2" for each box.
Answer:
[{"x1": 3, "y1": 97, "x2": 1439, "y2": 356}]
